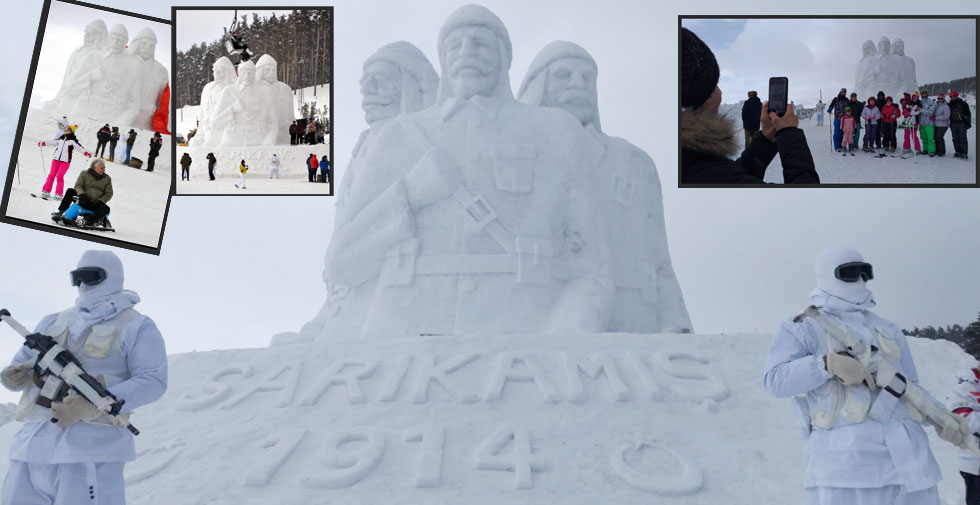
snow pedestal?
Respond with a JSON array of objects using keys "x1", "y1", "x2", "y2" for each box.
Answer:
[
  {"x1": 0, "y1": 333, "x2": 960, "y2": 504},
  {"x1": 176, "y1": 144, "x2": 331, "y2": 180}
]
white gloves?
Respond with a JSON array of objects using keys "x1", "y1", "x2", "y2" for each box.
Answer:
[
  {"x1": 825, "y1": 352, "x2": 876, "y2": 387},
  {"x1": 0, "y1": 364, "x2": 33, "y2": 392},
  {"x1": 50, "y1": 391, "x2": 100, "y2": 428},
  {"x1": 935, "y1": 414, "x2": 971, "y2": 448}
]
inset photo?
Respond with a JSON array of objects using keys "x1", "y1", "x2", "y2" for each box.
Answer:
[
  {"x1": 174, "y1": 8, "x2": 333, "y2": 195},
  {"x1": 0, "y1": 0, "x2": 174, "y2": 254},
  {"x1": 680, "y1": 17, "x2": 978, "y2": 186}
]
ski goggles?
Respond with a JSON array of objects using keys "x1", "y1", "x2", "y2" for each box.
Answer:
[
  {"x1": 835, "y1": 262, "x2": 873, "y2": 283},
  {"x1": 70, "y1": 267, "x2": 107, "y2": 287}
]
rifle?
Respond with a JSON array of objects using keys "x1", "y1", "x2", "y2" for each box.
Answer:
[
  {"x1": 0, "y1": 309, "x2": 139, "y2": 435},
  {"x1": 794, "y1": 305, "x2": 977, "y2": 455}
]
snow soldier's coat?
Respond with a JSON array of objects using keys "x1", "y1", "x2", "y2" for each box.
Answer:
[
  {"x1": 323, "y1": 5, "x2": 612, "y2": 338},
  {"x1": 517, "y1": 40, "x2": 691, "y2": 333}
]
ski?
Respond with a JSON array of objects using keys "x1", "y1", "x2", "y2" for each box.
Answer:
[{"x1": 30, "y1": 193, "x2": 51, "y2": 201}]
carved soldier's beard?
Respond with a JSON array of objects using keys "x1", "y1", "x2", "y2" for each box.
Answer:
[
  {"x1": 550, "y1": 90, "x2": 595, "y2": 126},
  {"x1": 449, "y1": 56, "x2": 499, "y2": 99}
]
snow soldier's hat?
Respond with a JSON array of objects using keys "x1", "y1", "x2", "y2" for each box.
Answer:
[
  {"x1": 364, "y1": 41, "x2": 439, "y2": 114},
  {"x1": 108, "y1": 23, "x2": 128, "y2": 40},
  {"x1": 256, "y1": 54, "x2": 277, "y2": 69},
  {"x1": 436, "y1": 4, "x2": 513, "y2": 103},
  {"x1": 517, "y1": 40, "x2": 601, "y2": 131},
  {"x1": 680, "y1": 28, "x2": 719, "y2": 109},
  {"x1": 132, "y1": 27, "x2": 156, "y2": 43}
]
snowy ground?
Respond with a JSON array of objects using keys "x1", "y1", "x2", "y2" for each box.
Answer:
[
  {"x1": 177, "y1": 178, "x2": 333, "y2": 195},
  {"x1": 721, "y1": 100, "x2": 977, "y2": 184},
  {"x1": 4, "y1": 109, "x2": 172, "y2": 248},
  {"x1": 0, "y1": 332, "x2": 969, "y2": 504}
]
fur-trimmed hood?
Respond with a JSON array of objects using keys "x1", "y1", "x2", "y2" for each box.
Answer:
[{"x1": 680, "y1": 109, "x2": 739, "y2": 160}]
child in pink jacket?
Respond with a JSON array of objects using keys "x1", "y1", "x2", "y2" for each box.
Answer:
[{"x1": 840, "y1": 107, "x2": 856, "y2": 155}]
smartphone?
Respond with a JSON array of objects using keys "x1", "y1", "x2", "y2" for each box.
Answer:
[{"x1": 769, "y1": 77, "x2": 789, "y2": 117}]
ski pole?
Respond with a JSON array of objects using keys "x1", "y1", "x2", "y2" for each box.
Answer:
[
  {"x1": 16, "y1": 161, "x2": 20, "y2": 185},
  {"x1": 38, "y1": 146, "x2": 45, "y2": 176}
]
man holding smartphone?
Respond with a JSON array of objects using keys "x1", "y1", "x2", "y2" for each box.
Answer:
[{"x1": 680, "y1": 28, "x2": 819, "y2": 184}]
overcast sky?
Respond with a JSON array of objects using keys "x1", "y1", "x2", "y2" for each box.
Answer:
[
  {"x1": 0, "y1": 0, "x2": 979, "y2": 406},
  {"x1": 31, "y1": 0, "x2": 170, "y2": 104},
  {"x1": 684, "y1": 18, "x2": 976, "y2": 106},
  {"x1": 175, "y1": 9, "x2": 297, "y2": 52}
]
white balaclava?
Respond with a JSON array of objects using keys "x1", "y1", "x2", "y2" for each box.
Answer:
[
  {"x1": 75, "y1": 250, "x2": 124, "y2": 309},
  {"x1": 813, "y1": 246, "x2": 874, "y2": 306}
]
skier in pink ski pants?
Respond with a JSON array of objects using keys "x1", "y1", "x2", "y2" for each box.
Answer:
[{"x1": 38, "y1": 128, "x2": 90, "y2": 200}]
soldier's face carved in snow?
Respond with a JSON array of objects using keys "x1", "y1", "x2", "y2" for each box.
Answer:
[
  {"x1": 877, "y1": 37, "x2": 890, "y2": 56},
  {"x1": 892, "y1": 39, "x2": 905, "y2": 56},
  {"x1": 259, "y1": 64, "x2": 277, "y2": 84},
  {"x1": 107, "y1": 34, "x2": 126, "y2": 54},
  {"x1": 862, "y1": 40, "x2": 875, "y2": 58},
  {"x1": 213, "y1": 64, "x2": 229, "y2": 84},
  {"x1": 83, "y1": 27, "x2": 98, "y2": 46},
  {"x1": 444, "y1": 26, "x2": 501, "y2": 99},
  {"x1": 240, "y1": 67, "x2": 256, "y2": 86},
  {"x1": 360, "y1": 60, "x2": 402, "y2": 125},
  {"x1": 542, "y1": 57, "x2": 597, "y2": 127},
  {"x1": 134, "y1": 38, "x2": 155, "y2": 61}
]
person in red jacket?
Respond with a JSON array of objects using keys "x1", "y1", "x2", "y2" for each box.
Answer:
[
  {"x1": 307, "y1": 153, "x2": 318, "y2": 183},
  {"x1": 879, "y1": 97, "x2": 900, "y2": 152}
]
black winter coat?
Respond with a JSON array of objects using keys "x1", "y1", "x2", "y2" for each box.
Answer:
[
  {"x1": 741, "y1": 96, "x2": 763, "y2": 131},
  {"x1": 680, "y1": 109, "x2": 820, "y2": 184},
  {"x1": 949, "y1": 98, "x2": 972, "y2": 126}
]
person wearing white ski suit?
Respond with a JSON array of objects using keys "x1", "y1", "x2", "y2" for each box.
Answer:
[
  {"x1": 764, "y1": 246, "x2": 964, "y2": 505},
  {"x1": 269, "y1": 154, "x2": 280, "y2": 179},
  {"x1": 0, "y1": 251, "x2": 168, "y2": 505}
]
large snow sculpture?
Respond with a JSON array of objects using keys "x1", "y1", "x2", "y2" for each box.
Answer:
[
  {"x1": 192, "y1": 55, "x2": 297, "y2": 147},
  {"x1": 854, "y1": 36, "x2": 917, "y2": 101},
  {"x1": 44, "y1": 19, "x2": 107, "y2": 114},
  {"x1": 48, "y1": 22, "x2": 168, "y2": 131},
  {"x1": 517, "y1": 41, "x2": 691, "y2": 333},
  {"x1": 256, "y1": 55, "x2": 296, "y2": 145},
  {"x1": 211, "y1": 60, "x2": 275, "y2": 146},
  {"x1": 295, "y1": 42, "x2": 439, "y2": 341},
  {"x1": 319, "y1": 4, "x2": 621, "y2": 339}
]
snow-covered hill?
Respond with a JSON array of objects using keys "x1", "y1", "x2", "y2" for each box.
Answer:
[
  {"x1": 0, "y1": 332, "x2": 969, "y2": 504},
  {"x1": 5, "y1": 108, "x2": 172, "y2": 248}
]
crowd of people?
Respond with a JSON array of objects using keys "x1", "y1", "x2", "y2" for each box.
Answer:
[
  {"x1": 288, "y1": 120, "x2": 327, "y2": 145},
  {"x1": 178, "y1": 152, "x2": 331, "y2": 187},
  {"x1": 94, "y1": 123, "x2": 167, "y2": 170},
  {"x1": 824, "y1": 88, "x2": 971, "y2": 159}
]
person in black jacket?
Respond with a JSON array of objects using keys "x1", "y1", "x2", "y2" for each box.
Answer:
[
  {"x1": 948, "y1": 91, "x2": 972, "y2": 159},
  {"x1": 848, "y1": 93, "x2": 864, "y2": 153},
  {"x1": 95, "y1": 124, "x2": 110, "y2": 158},
  {"x1": 206, "y1": 152, "x2": 217, "y2": 180},
  {"x1": 874, "y1": 90, "x2": 886, "y2": 148},
  {"x1": 827, "y1": 88, "x2": 849, "y2": 151},
  {"x1": 146, "y1": 132, "x2": 162, "y2": 172},
  {"x1": 742, "y1": 90, "x2": 762, "y2": 148},
  {"x1": 680, "y1": 28, "x2": 819, "y2": 184}
]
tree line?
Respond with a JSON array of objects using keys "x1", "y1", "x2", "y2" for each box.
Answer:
[
  {"x1": 175, "y1": 9, "x2": 333, "y2": 109},
  {"x1": 905, "y1": 311, "x2": 980, "y2": 358},
  {"x1": 919, "y1": 76, "x2": 976, "y2": 97}
]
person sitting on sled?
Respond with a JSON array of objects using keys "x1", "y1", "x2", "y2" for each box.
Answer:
[{"x1": 51, "y1": 158, "x2": 114, "y2": 230}]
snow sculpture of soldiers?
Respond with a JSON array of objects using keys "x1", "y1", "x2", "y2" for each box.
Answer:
[
  {"x1": 128, "y1": 27, "x2": 168, "y2": 130},
  {"x1": 255, "y1": 54, "x2": 296, "y2": 145},
  {"x1": 322, "y1": 5, "x2": 612, "y2": 339},
  {"x1": 45, "y1": 19, "x2": 108, "y2": 114},
  {"x1": 193, "y1": 57, "x2": 235, "y2": 147}
]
